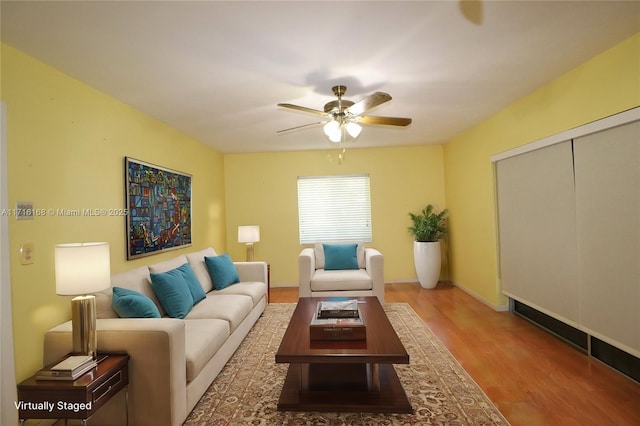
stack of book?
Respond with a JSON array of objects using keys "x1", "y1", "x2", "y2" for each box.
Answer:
[
  {"x1": 36, "y1": 355, "x2": 97, "y2": 381},
  {"x1": 310, "y1": 299, "x2": 366, "y2": 340},
  {"x1": 316, "y1": 300, "x2": 360, "y2": 319}
]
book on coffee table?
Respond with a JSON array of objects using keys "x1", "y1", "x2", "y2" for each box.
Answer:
[
  {"x1": 316, "y1": 299, "x2": 359, "y2": 319},
  {"x1": 311, "y1": 302, "x2": 366, "y2": 340}
]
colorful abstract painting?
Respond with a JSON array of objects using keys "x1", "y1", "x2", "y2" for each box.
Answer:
[{"x1": 125, "y1": 157, "x2": 192, "y2": 259}]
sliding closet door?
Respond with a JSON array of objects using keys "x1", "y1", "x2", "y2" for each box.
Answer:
[
  {"x1": 574, "y1": 121, "x2": 640, "y2": 353},
  {"x1": 496, "y1": 141, "x2": 580, "y2": 323}
]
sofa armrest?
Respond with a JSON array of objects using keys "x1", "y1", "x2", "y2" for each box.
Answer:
[
  {"x1": 234, "y1": 261, "x2": 267, "y2": 283},
  {"x1": 365, "y1": 248, "x2": 385, "y2": 304},
  {"x1": 44, "y1": 318, "x2": 187, "y2": 426},
  {"x1": 298, "y1": 248, "x2": 315, "y2": 297}
]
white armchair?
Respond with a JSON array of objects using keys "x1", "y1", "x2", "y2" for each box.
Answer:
[{"x1": 298, "y1": 243, "x2": 384, "y2": 303}]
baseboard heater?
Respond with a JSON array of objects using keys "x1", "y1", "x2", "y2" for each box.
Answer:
[{"x1": 511, "y1": 299, "x2": 639, "y2": 383}]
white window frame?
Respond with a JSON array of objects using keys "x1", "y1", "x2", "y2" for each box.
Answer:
[{"x1": 297, "y1": 174, "x2": 372, "y2": 244}]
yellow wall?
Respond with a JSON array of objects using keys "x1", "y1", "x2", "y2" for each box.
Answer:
[
  {"x1": 443, "y1": 33, "x2": 640, "y2": 307},
  {"x1": 4, "y1": 29, "x2": 638, "y2": 384},
  {"x1": 1, "y1": 44, "x2": 226, "y2": 381},
  {"x1": 224, "y1": 145, "x2": 447, "y2": 286}
]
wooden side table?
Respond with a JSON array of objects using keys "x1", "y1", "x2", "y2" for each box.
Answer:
[{"x1": 17, "y1": 353, "x2": 130, "y2": 425}]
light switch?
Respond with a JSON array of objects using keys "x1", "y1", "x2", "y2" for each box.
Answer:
[
  {"x1": 20, "y1": 243, "x2": 34, "y2": 265},
  {"x1": 16, "y1": 202, "x2": 34, "y2": 220}
]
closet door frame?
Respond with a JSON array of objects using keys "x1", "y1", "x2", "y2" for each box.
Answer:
[
  {"x1": 491, "y1": 107, "x2": 640, "y2": 358},
  {"x1": 492, "y1": 108, "x2": 640, "y2": 163}
]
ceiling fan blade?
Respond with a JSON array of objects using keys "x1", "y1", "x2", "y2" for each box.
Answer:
[
  {"x1": 277, "y1": 103, "x2": 327, "y2": 117},
  {"x1": 277, "y1": 121, "x2": 326, "y2": 133},
  {"x1": 358, "y1": 116, "x2": 412, "y2": 126},
  {"x1": 346, "y1": 92, "x2": 392, "y2": 116},
  {"x1": 459, "y1": 0, "x2": 484, "y2": 25}
]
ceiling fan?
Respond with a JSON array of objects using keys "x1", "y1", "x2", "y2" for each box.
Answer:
[{"x1": 277, "y1": 85, "x2": 412, "y2": 143}]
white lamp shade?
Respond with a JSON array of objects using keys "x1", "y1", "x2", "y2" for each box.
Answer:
[
  {"x1": 323, "y1": 120, "x2": 340, "y2": 137},
  {"x1": 328, "y1": 130, "x2": 342, "y2": 143},
  {"x1": 55, "y1": 242, "x2": 111, "y2": 295},
  {"x1": 346, "y1": 122, "x2": 362, "y2": 138},
  {"x1": 238, "y1": 226, "x2": 260, "y2": 243}
]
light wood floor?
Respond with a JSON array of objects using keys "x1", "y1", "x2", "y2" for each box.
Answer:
[{"x1": 269, "y1": 283, "x2": 640, "y2": 426}]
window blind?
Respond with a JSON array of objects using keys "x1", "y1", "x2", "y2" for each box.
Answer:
[{"x1": 297, "y1": 174, "x2": 372, "y2": 244}]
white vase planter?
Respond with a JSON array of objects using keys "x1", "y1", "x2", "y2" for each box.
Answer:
[{"x1": 413, "y1": 241, "x2": 441, "y2": 289}]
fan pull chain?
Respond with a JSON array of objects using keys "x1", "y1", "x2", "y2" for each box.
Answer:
[{"x1": 338, "y1": 148, "x2": 346, "y2": 164}]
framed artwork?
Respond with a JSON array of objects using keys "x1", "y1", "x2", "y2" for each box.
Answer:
[{"x1": 125, "y1": 157, "x2": 192, "y2": 259}]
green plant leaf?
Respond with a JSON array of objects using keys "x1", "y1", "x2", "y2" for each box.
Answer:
[{"x1": 408, "y1": 204, "x2": 448, "y2": 242}]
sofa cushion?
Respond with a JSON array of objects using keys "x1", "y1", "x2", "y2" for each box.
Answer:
[
  {"x1": 176, "y1": 263, "x2": 207, "y2": 305},
  {"x1": 112, "y1": 287, "x2": 161, "y2": 318},
  {"x1": 184, "y1": 319, "x2": 230, "y2": 382},
  {"x1": 185, "y1": 294, "x2": 253, "y2": 332},
  {"x1": 150, "y1": 268, "x2": 194, "y2": 319},
  {"x1": 214, "y1": 281, "x2": 267, "y2": 307},
  {"x1": 186, "y1": 247, "x2": 217, "y2": 293},
  {"x1": 99, "y1": 266, "x2": 164, "y2": 318},
  {"x1": 314, "y1": 243, "x2": 365, "y2": 270},
  {"x1": 205, "y1": 254, "x2": 240, "y2": 290},
  {"x1": 95, "y1": 291, "x2": 119, "y2": 319},
  {"x1": 148, "y1": 255, "x2": 189, "y2": 274},
  {"x1": 323, "y1": 243, "x2": 359, "y2": 270},
  {"x1": 310, "y1": 269, "x2": 373, "y2": 292}
]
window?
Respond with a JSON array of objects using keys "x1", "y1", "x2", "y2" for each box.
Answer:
[{"x1": 297, "y1": 174, "x2": 372, "y2": 244}]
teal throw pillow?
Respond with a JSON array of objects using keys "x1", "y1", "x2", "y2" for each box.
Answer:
[
  {"x1": 150, "y1": 268, "x2": 194, "y2": 319},
  {"x1": 112, "y1": 287, "x2": 161, "y2": 318},
  {"x1": 204, "y1": 253, "x2": 240, "y2": 290},
  {"x1": 176, "y1": 263, "x2": 207, "y2": 304},
  {"x1": 323, "y1": 244, "x2": 359, "y2": 270}
]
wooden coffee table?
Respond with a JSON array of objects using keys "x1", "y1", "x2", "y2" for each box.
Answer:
[{"x1": 275, "y1": 296, "x2": 412, "y2": 413}]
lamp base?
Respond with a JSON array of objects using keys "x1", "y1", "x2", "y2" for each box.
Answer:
[
  {"x1": 245, "y1": 243, "x2": 255, "y2": 262},
  {"x1": 71, "y1": 295, "x2": 98, "y2": 358}
]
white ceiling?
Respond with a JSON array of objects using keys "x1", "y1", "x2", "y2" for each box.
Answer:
[{"x1": 2, "y1": 1, "x2": 639, "y2": 154}]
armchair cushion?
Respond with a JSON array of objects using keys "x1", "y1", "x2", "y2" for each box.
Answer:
[
  {"x1": 314, "y1": 243, "x2": 365, "y2": 269},
  {"x1": 310, "y1": 269, "x2": 372, "y2": 291},
  {"x1": 323, "y1": 243, "x2": 359, "y2": 270}
]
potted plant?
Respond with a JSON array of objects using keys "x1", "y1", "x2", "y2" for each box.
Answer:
[{"x1": 408, "y1": 204, "x2": 448, "y2": 289}]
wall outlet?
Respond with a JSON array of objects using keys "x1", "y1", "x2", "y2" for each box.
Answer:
[{"x1": 20, "y1": 242, "x2": 34, "y2": 265}]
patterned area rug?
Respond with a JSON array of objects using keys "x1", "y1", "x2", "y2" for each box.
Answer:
[{"x1": 184, "y1": 303, "x2": 509, "y2": 425}]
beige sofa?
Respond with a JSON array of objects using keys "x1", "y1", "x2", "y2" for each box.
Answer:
[
  {"x1": 298, "y1": 243, "x2": 384, "y2": 303},
  {"x1": 43, "y1": 247, "x2": 267, "y2": 426}
]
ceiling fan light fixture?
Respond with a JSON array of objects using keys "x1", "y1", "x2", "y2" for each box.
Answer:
[
  {"x1": 346, "y1": 122, "x2": 362, "y2": 138},
  {"x1": 328, "y1": 129, "x2": 342, "y2": 143},
  {"x1": 323, "y1": 120, "x2": 340, "y2": 137},
  {"x1": 277, "y1": 85, "x2": 411, "y2": 151}
]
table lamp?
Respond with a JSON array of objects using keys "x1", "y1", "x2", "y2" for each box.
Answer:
[
  {"x1": 238, "y1": 225, "x2": 260, "y2": 261},
  {"x1": 55, "y1": 242, "x2": 111, "y2": 358}
]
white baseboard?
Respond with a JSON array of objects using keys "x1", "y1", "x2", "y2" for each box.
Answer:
[
  {"x1": 385, "y1": 278, "x2": 420, "y2": 284},
  {"x1": 270, "y1": 282, "x2": 297, "y2": 288},
  {"x1": 448, "y1": 280, "x2": 509, "y2": 312},
  {"x1": 271, "y1": 280, "x2": 509, "y2": 312}
]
